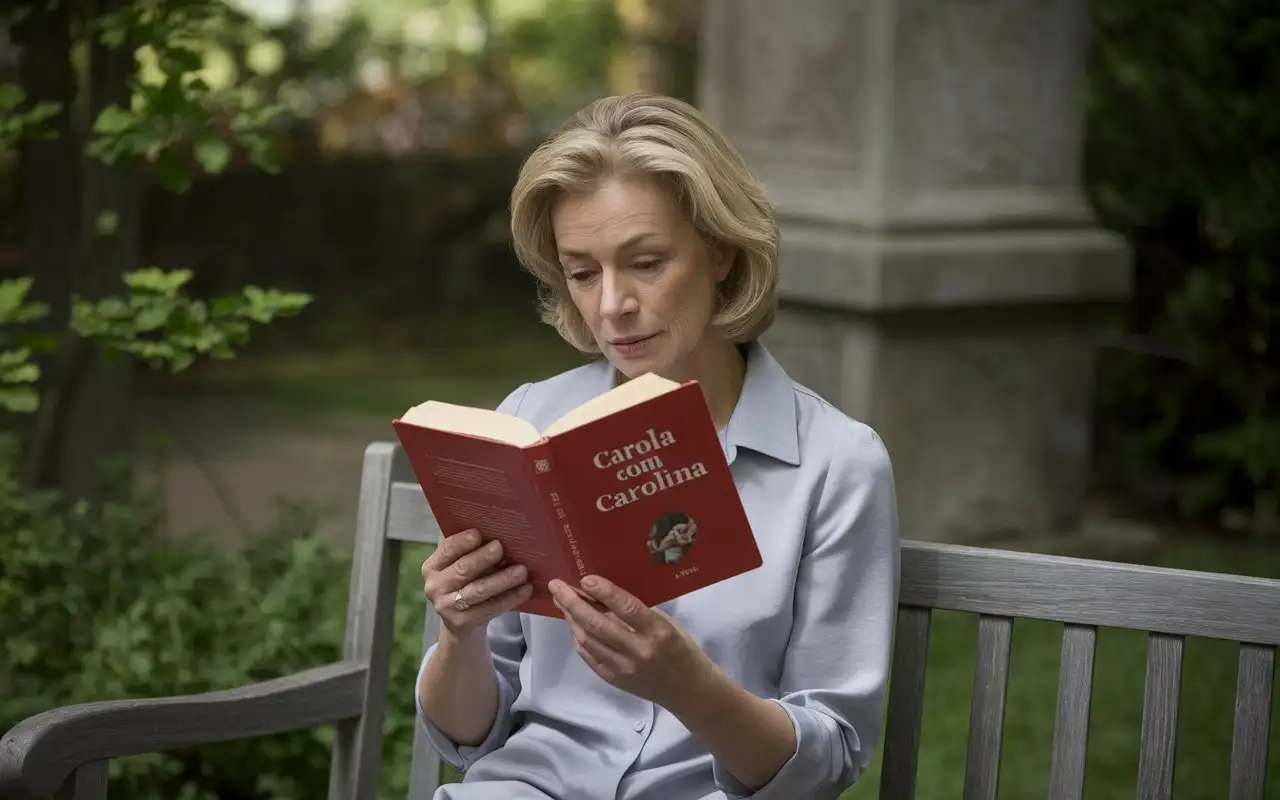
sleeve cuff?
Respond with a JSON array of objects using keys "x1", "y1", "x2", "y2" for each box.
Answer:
[
  {"x1": 414, "y1": 646, "x2": 518, "y2": 772},
  {"x1": 711, "y1": 700, "x2": 852, "y2": 800}
]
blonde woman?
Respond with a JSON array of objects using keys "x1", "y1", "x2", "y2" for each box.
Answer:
[{"x1": 416, "y1": 93, "x2": 900, "y2": 800}]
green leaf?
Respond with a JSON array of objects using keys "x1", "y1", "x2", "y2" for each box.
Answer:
[
  {"x1": 0, "y1": 84, "x2": 23, "y2": 110},
  {"x1": 154, "y1": 149, "x2": 191, "y2": 193},
  {"x1": 194, "y1": 134, "x2": 231, "y2": 175},
  {"x1": 3, "y1": 364, "x2": 40, "y2": 384},
  {"x1": 0, "y1": 387, "x2": 39, "y2": 413},
  {"x1": 133, "y1": 304, "x2": 173, "y2": 332},
  {"x1": 0, "y1": 347, "x2": 33, "y2": 369},
  {"x1": 96, "y1": 210, "x2": 120, "y2": 236},
  {"x1": 161, "y1": 46, "x2": 204, "y2": 74},
  {"x1": 93, "y1": 105, "x2": 136, "y2": 135},
  {"x1": 0, "y1": 278, "x2": 34, "y2": 320},
  {"x1": 125, "y1": 268, "x2": 193, "y2": 295}
]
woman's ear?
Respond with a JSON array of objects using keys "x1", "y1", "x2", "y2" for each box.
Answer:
[{"x1": 711, "y1": 240, "x2": 735, "y2": 283}]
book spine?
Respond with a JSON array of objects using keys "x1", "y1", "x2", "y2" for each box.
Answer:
[{"x1": 527, "y1": 441, "x2": 588, "y2": 579}]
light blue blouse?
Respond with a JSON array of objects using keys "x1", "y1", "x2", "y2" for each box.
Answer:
[{"x1": 417, "y1": 341, "x2": 901, "y2": 799}]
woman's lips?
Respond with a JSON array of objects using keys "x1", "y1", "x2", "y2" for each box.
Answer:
[{"x1": 609, "y1": 333, "x2": 657, "y2": 356}]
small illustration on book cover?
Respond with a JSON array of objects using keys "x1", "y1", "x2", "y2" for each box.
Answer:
[{"x1": 648, "y1": 511, "x2": 698, "y2": 565}]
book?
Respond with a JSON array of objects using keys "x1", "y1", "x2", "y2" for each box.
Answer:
[{"x1": 392, "y1": 373, "x2": 762, "y2": 618}]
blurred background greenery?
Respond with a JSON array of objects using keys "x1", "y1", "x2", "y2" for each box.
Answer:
[{"x1": 0, "y1": 0, "x2": 1277, "y2": 798}]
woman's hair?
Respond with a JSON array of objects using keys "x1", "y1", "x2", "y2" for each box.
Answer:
[{"x1": 509, "y1": 93, "x2": 780, "y2": 353}]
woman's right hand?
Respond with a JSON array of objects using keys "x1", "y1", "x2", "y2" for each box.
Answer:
[{"x1": 422, "y1": 528, "x2": 533, "y2": 638}]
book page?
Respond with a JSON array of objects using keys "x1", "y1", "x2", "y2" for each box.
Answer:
[
  {"x1": 543, "y1": 372, "x2": 682, "y2": 437},
  {"x1": 399, "y1": 400, "x2": 542, "y2": 447}
]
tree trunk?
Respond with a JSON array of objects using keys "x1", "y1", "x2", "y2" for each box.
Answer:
[
  {"x1": 13, "y1": 0, "x2": 80, "y2": 489},
  {"x1": 58, "y1": 0, "x2": 141, "y2": 501},
  {"x1": 15, "y1": 0, "x2": 141, "y2": 499}
]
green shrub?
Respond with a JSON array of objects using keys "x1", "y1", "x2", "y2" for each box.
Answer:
[
  {"x1": 1086, "y1": 0, "x2": 1280, "y2": 525},
  {"x1": 0, "y1": 438, "x2": 433, "y2": 799}
]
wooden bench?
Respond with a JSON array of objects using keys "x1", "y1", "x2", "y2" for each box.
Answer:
[{"x1": 1, "y1": 442, "x2": 1277, "y2": 799}]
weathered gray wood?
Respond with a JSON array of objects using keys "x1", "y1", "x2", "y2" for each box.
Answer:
[
  {"x1": 53, "y1": 761, "x2": 107, "y2": 800},
  {"x1": 328, "y1": 443, "x2": 410, "y2": 800},
  {"x1": 878, "y1": 606, "x2": 931, "y2": 800},
  {"x1": 1229, "y1": 643, "x2": 1274, "y2": 800},
  {"x1": 963, "y1": 615, "x2": 1012, "y2": 800},
  {"x1": 901, "y1": 542, "x2": 1280, "y2": 645},
  {"x1": 0, "y1": 661, "x2": 365, "y2": 799},
  {"x1": 1047, "y1": 623, "x2": 1096, "y2": 800},
  {"x1": 388, "y1": 481, "x2": 440, "y2": 544},
  {"x1": 1136, "y1": 632, "x2": 1183, "y2": 798},
  {"x1": 408, "y1": 604, "x2": 445, "y2": 799}
]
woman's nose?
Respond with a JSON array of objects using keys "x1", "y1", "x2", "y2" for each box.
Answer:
[{"x1": 599, "y1": 268, "x2": 638, "y2": 319}]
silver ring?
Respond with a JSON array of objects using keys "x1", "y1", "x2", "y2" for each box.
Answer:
[{"x1": 453, "y1": 590, "x2": 471, "y2": 612}]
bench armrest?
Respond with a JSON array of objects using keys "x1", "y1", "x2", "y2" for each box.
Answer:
[{"x1": 0, "y1": 661, "x2": 368, "y2": 799}]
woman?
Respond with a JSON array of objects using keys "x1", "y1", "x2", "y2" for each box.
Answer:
[{"x1": 416, "y1": 93, "x2": 900, "y2": 800}]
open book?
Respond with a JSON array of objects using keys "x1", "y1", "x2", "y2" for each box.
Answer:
[{"x1": 393, "y1": 374, "x2": 762, "y2": 617}]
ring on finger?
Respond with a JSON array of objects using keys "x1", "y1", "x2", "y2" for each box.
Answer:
[{"x1": 453, "y1": 589, "x2": 471, "y2": 612}]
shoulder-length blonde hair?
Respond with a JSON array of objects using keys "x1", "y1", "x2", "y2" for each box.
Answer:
[{"x1": 509, "y1": 93, "x2": 779, "y2": 354}]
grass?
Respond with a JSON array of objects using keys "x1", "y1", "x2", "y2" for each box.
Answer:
[{"x1": 841, "y1": 536, "x2": 1280, "y2": 799}]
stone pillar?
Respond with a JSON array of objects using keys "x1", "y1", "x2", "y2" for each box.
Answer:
[{"x1": 698, "y1": 0, "x2": 1132, "y2": 544}]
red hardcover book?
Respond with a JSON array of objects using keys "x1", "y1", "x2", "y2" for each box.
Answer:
[{"x1": 392, "y1": 373, "x2": 762, "y2": 617}]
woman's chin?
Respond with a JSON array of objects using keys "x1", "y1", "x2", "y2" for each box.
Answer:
[{"x1": 610, "y1": 354, "x2": 669, "y2": 381}]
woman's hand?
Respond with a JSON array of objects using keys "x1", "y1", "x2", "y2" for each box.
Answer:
[
  {"x1": 422, "y1": 528, "x2": 532, "y2": 639},
  {"x1": 549, "y1": 575, "x2": 711, "y2": 709}
]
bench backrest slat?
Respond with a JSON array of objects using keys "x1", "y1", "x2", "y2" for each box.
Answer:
[
  {"x1": 408, "y1": 603, "x2": 445, "y2": 796},
  {"x1": 963, "y1": 615, "x2": 1013, "y2": 800},
  {"x1": 1047, "y1": 623, "x2": 1096, "y2": 800},
  {"x1": 877, "y1": 607, "x2": 931, "y2": 800},
  {"x1": 1136, "y1": 632, "x2": 1184, "y2": 798},
  {"x1": 329, "y1": 444, "x2": 414, "y2": 800},
  {"x1": 55, "y1": 762, "x2": 107, "y2": 800},
  {"x1": 1230, "y1": 643, "x2": 1275, "y2": 800},
  {"x1": 899, "y1": 542, "x2": 1280, "y2": 645}
]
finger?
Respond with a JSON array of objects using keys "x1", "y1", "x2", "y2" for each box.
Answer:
[
  {"x1": 439, "y1": 580, "x2": 533, "y2": 623},
  {"x1": 425, "y1": 529, "x2": 483, "y2": 574},
  {"x1": 570, "y1": 631, "x2": 614, "y2": 681},
  {"x1": 461, "y1": 563, "x2": 529, "y2": 607},
  {"x1": 439, "y1": 539, "x2": 507, "y2": 594},
  {"x1": 551, "y1": 580, "x2": 636, "y2": 653},
  {"x1": 578, "y1": 576, "x2": 652, "y2": 632},
  {"x1": 556, "y1": 599, "x2": 625, "y2": 679}
]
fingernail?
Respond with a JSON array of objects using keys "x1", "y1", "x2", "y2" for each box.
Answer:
[
  {"x1": 511, "y1": 565, "x2": 527, "y2": 579},
  {"x1": 581, "y1": 576, "x2": 599, "y2": 589},
  {"x1": 488, "y1": 541, "x2": 500, "y2": 554}
]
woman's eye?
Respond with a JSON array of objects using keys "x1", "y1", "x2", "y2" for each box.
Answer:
[
  {"x1": 634, "y1": 259, "x2": 663, "y2": 271},
  {"x1": 566, "y1": 270, "x2": 593, "y2": 283}
]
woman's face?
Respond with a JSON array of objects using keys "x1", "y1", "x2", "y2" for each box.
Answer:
[{"x1": 552, "y1": 173, "x2": 732, "y2": 383}]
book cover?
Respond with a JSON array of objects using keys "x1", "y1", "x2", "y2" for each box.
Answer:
[
  {"x1": 540, "y1": 383, "x2": 762, "y2": 609},
  {"x1": 393, "y1": 378, "x2": 762, "y2": 617}
]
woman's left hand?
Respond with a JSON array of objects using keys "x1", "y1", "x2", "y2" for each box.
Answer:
[{"x1": 549, "y1": 575, "x2": 710, "y2": 709}]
